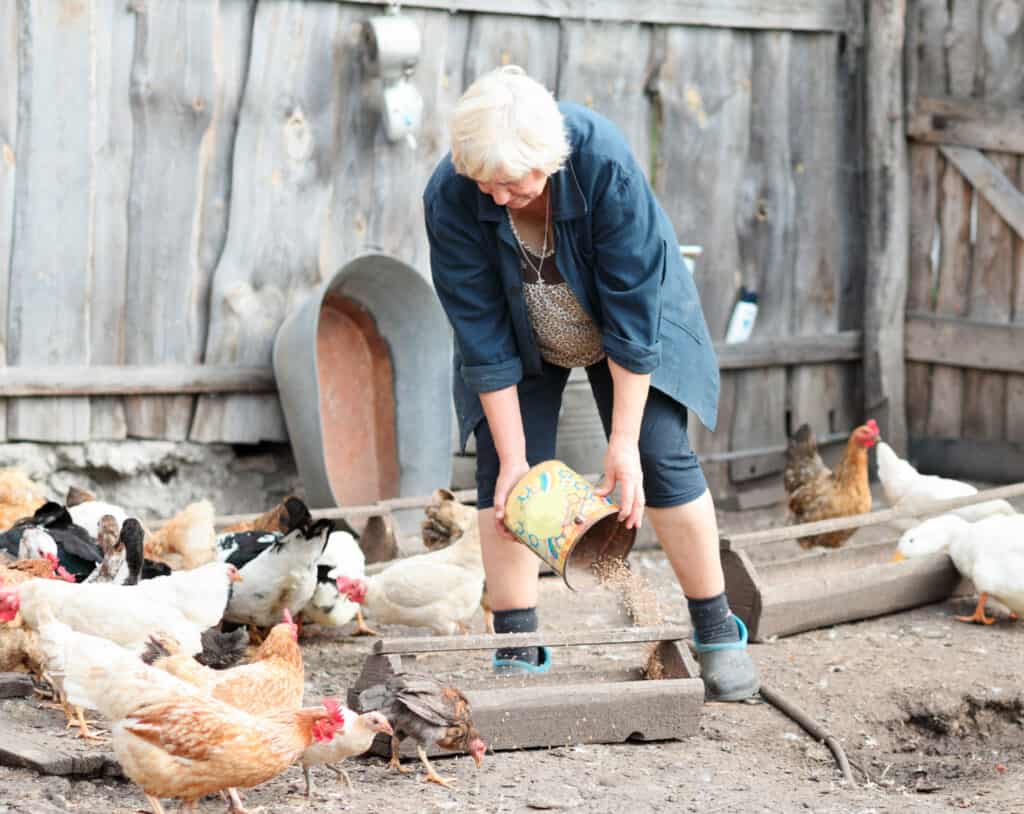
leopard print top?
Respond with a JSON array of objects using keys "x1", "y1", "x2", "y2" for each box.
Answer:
[{"x1": 514, "y1": 239, "x2": 605, "y2": 369}]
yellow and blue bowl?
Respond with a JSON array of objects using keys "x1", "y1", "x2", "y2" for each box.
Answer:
[{"x1": 503, "y1": 460, "x2": 637, "y2": 591}]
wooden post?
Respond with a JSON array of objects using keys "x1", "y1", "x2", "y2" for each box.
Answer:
[{"x1": 863, "y1": 0, "x2": 909, "y2": 454}]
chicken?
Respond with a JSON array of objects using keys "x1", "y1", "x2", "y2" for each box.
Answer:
[
  {"x1": 220, "y1": 495, "x2": 312, "y2": 535},
  {"x1": 64, "y1": 485, "x2": 96, "y2": 507},
  {"x1": 133, "y1": 554, "x2": 243, "y2": 631},
  {"x1": 0, "y1": 624, "x2": 47, "y2": 674},
  {"x1": 300, "y1": 529, "x2": 366, "y2": 631},
  {"x1": 0, "y1": 468, "x2": 47, "y2": 531},
  {"x1": 299, "y1": 708, "x2": 393, "y2": 796},
  {"x1": 338, "y1": 492, "x2": 484, "y2": 636},
  {"x1": 144, "y1": 500, "x2": 216, "y2": 571},
  {"x1": 0, "y1": 527, "x2": 76, "y2": 588},
  {"x1": 83, "y1": 515, "x2": 125, "y2": 583},
  {"x1": 144, "y1": 610, "x2": 303, "y2": 713},
  {"x1": 420, "y1": 489, "x2": 494, "y2": 634},
  {"x1": 69, "y1": 498, "x2": 129, "y2": 538},
  {"x1": 358, "y1": 672, "x2": 485, "y2": 787},
  {"x1": 875, "y1": 442, "x2": 1017, "y2": 528},
  {"x1": 0, "y1": 502, "x2": 102, "y2": 581},
  {"x1": 37, "y1": 615, "x2": 346, "y2": 814},
  {"x1": 783, "y1": 420, "x2": 880, "y2": 549},
  {"x1": 218, "y1": 518, "x2": 334, "y2": 629}
]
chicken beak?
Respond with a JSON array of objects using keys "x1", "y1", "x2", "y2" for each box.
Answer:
[
  {"x1": 891, "y1": 551, "x2": 905, "y2": 563},
  {"x1": 472, "y1": 752, "x2": 483, "y2": 768},
  {"x1": 230, "y1": 571, "x2": 244, "y2": 583}
]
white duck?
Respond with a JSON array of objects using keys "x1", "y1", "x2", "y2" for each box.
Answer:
[
  {"x1": 876, "y1": 443, "x2": 1017, "y2": 528},
  {"x1": 896, "y1": 513, "x2": 1024, "y2": 624}
]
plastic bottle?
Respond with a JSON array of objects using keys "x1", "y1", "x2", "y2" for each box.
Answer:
[{"x1": 724, "y1": 287, "x2": 758, "y2": 344}]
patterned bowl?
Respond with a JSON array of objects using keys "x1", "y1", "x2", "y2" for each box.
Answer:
[{"x1": 503, "y1": 459, "x2": 637, "y2": 591}]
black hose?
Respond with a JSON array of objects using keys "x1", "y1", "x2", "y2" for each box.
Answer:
[{"x1": 759, "y1": 683, "x2": 855, "y2": 786}]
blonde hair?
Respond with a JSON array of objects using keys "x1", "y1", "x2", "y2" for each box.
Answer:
[{"x1": 450, "y1": 66, "x2": 570, "y2": 182}]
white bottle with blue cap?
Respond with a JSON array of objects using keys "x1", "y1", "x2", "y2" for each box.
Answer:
[{"x1": 724, "y1": 287, "x2": 758, "y2": 344}]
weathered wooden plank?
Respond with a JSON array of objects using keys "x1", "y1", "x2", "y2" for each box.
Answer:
[
  {"x1": 191, "y1": 1, "x2": 352, "y2": 443},
  {"x1": 461, "y1": 12, "x2": 560, "y2": 90},
  {"x1": 728, "y1": 32, "x2": 794, "y2": 484},
  {"x1": 0, "y1": 0, "x2": 18, "y2": 441},
  {"x1": 123, "y1": 3, "x2": 220, "y2": 439},
  {"x1": 925, "y1": 0, "x2": 981, "y2": 440},
  {"x1": 906, "y1": 314, "x2": 1024, "y2": 374},
  {"x1": 87, "y1": 0, "x2": 136, "y2": 440},
  {"x1": 719, "y1": 332, "x2": 862, "y2": 368},
  {"x1": 940, "y1": 145, "x2": 1024, "y2": 240},
  {"x1": 373, "y1": 625, "x2": 693, "y2": 654},
  {"x1": 862, "y1": 0, "x2": 909, "y2": 454},
  {"x1": 556, "y1": 21, "x2": 653, "y2": 176},
  {"x1": 331, "y1": 0, "x2": 857, "y2": 31},
  {"x1": 903, "y1": 0, "x2": 948, "y2": 437},
  {"x1": 788, "y1": 33, "x2": 858, "y2": 469},
  {"x1": 0, "y1": 726, "x2": 123, "y2": 779},
  {"x1": 720, "y1": 481, "x2": 1024, "y2": 549},
  {"x1": 650, "y1": 25, "x2": 753, "y2": 497},
  {"x1": 1008, "y1": 155, "x2": 1024, "y2": 442},
  {"x1": 908, "y1": 95, "x2": 1024, "y2": 155},
  {"x1": 6, "y1": 0, "x2": 92, "y2": 442},
  {"x1": 0, "y1": 365, "x2": 276, "y2": 397},
  {"x1": 0, "y1": 672, "x2": 34, "y2": 698}
]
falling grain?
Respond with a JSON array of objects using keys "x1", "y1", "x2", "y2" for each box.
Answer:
[{"x1": 592, "y1": 557, "x2": 664, "y2": 627}]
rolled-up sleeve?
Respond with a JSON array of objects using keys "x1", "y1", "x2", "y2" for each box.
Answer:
[
  {"x1": 591, "y1": 163, "x2": 664, "y2": 374},
  {"x1": 425, "y1": 199, "x2": 523, "y2": 393}
]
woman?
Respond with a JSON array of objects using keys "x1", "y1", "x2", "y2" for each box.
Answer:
[{"x1": 424, "y1": 66, "x2": 758, "y2": 701}]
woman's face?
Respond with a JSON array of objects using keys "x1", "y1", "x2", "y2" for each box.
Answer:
[{"x1": 476, "y1": 169, "x2": 548, "y2": 209}]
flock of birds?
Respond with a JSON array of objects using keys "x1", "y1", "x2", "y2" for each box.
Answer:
[
  {"x1": 0, "y1": 473, "x2": 489, "y2": 813},
  {"x1": 783, "y1": 421, "x2": 1024, "y2": 624}
]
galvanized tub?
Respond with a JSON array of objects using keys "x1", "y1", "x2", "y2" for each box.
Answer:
[{"x1": 273, "y1": 253, "x2": 452, "y2": 509}]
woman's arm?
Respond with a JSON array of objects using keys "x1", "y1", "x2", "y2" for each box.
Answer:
[
  {"x1": 480, "y1": 386, "x2": 531, "y2": 538},
  {"x1": 598, "y1": 359, "x2": 650, "y2": 529}
]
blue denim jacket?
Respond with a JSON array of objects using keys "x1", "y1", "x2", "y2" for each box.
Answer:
[{"x1": 424, "y1": 103, "x2": 720, "y2": 448}]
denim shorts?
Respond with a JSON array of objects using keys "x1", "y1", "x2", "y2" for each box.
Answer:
[{"x1": 473, "y1": 358, "x2": 709, "y2": 510}]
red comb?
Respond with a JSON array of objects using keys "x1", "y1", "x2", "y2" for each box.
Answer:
[
  {"x1": 56, "y1": 566, "x2": 76, "y2": 583},
  {"x1": 866, "y1": 419, "x2": 879, "y2": 433},
  {"x1": 322, "y1": 698, "x2": 347, "y2": 726}
]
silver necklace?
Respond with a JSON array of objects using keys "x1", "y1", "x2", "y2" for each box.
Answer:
[{"x1": 507, "y1": 192, "x2": 551, "y2": 284}]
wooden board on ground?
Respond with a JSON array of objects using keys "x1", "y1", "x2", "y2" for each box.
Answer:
[
  {"x1": 350, "y1": 627, "x2": 703, "y2": 757},
  {"x1": 0, "y1": 716, "x2": 122, "y2": 779},
  {"x1": 722, "y1": 536, "x2": 961, "y2": 642},
  {"x1": 0, "y1": 673, "x2": 34, "y2": 699}
]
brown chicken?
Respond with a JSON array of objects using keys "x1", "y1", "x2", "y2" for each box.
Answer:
[
  {"x1": 39, "y1": 616, "x2": 347, "y2": 814},
  {"x1": 783, "y1": 420, "x2": 880, "y2": 549},
  {"x1": 0, "y1": 469, "x2": 47, "y2": 532},
  {"x1": 144, "y1": 500, "x2": 216, "y2": 571},
  {"x1": 220, "y1": 496, "x2": 311, "y2": 535},
  {"x1": 358, "y1": 671, "x2": 485, "y2": 788},
  {"x1": 143, "y1": 610, "x2": 303, "y2": 714}
]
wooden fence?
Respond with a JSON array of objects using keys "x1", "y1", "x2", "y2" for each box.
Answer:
[
  {"x1": 903, "y1": 0, "x2": 1024, "y2": 481},
  {"x1": 0, "y1": 0, "x2": 878, "y2": 502}
]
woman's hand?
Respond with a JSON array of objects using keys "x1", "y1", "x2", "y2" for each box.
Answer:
[
  {"x1": 493, "y1": 459, "x2": 532, "y2": 540},
  {"x1": 596, "y1": 435, "x2": 645, "y2": 529}
]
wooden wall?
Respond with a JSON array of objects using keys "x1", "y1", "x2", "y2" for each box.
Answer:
[
  {"x1": 0, "y1": 1, "x2": 868, "y2": 498},
  {"x1": 904, "y1": 0, "x2": 1024, "y2": 480}
]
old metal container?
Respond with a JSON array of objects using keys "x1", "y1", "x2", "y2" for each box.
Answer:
[{"x1": 503, "y1": 459, "x2": 636, "y2": 590}]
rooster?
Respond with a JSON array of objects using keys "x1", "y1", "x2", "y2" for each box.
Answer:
[
  {"x1": 358, "y1": 672, "x2": 485, "y2": 788},
  {"x1": 783, "y1": 420, "x2": 880, "y2": 549},
  {"x1": 37, "y1": 615, "x2": 346, "y2": 814},
  {"x1": 299, "y1": 707, "x2": 393, "y2": 797}
]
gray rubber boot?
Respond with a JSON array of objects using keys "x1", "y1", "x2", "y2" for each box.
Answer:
[{"x1": 694, "y1": 616, "x2": 760, "y2": 702}]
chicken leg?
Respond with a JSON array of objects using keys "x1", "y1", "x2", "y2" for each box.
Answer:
[
  {"x1": 388, "y1": 736, "x2": 412, "y2": 775},
  {"x1": 352, "y1": 609, "x2": 379, "y2": 637},
  {"x1": 416, "y1": 744, "x2": 456, "y2": 788},
  {"x1": 325, "y1": 763, "x2": 354, "y2": 790},
  {"x1": 225, "y1": 787, "x2": 252, "y2": 813},
  {"x1": 69, "y1": 704, "x2": 109, "y2": 742},
  {"x1": 144, "y1": 794, "x2": 167, "y2": 814},
  {"x1": 956, "y1": 593, "x2": 997, "y2": 625}
]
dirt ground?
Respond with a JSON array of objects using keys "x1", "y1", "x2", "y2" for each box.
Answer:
[{"x1": 2, "y1": 489, "x2": 1023, "y2": 814}]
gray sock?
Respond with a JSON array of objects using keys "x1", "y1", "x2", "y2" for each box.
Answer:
[
  {"x1": 494, "y1": 607, "x2": 539, "y2": 665},
  {"x1": 688, "y1": 592, "x2": 740, "y2": 645}
]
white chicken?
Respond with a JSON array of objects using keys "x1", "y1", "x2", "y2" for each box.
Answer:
[
  {"x1": 896, "y1": 513, "x2": 1024, "y2": 625},
  {"x1": 337, "y1": 493, "x2": 484, "y2": 635},
  {"x1": 219, "y1": 519, "x2": 334, "y2": 628},
  {"x1": 301, "y1": 530, "x2": 366, "y2": 629},
  {"x1": 876, "y1": 442, "x2": 1017, "y2": 528}
]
